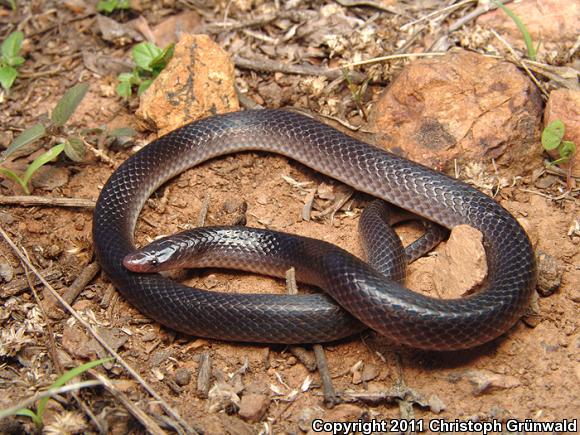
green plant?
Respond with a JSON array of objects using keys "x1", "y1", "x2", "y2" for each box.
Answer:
[
  {"x1": 11, "y1": 358, "x2": 112, "y2": 428},
  {"x1": 117, "y1": 41, "x2": 174, "y2": 99},
  {"x1": 492, "y1": 0, "x2": 538, "y2": 61},
  {"x1": 97, "y1": 0, "x2": 130, "y2": 13},
  {"x1": 542, "y1": 119, "x2": 576, "y2": 166},
  {"x1": 1, "y1": 83, "x2": 134, "y2": 194},
  {"x1": 342, "y1": 69, "x2": 370, "y2": 121},
  {"x1": 0, "y1": 31, "x2": 25, "y2": 92}
]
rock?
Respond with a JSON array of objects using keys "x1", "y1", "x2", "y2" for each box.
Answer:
[
  {"x1": 543, "y1": 89, "x2": 580, "y2": 176},
  {"x1": 62, "y1": 325, "x2": 128, "y2": 360},
  {"x1": 463, "y1": 369, "x2": 521, "y2": 395},
  {"x1": 477, "y1": 0, "x2": 579, "y2": 53},
  {"x1": 361, "y1": 363, "x2": 379, "y2": 382},
  {"x1": 174, "y1": 367, "x2": 192, "y2": 386},
  {"x1": 536, "y1": 251, "x2": 562, "y2": 296},
  {"x1": 30, "y1": 165, "x2": 69, "y2": 190},
  {"x1": 97, "y1": 14, "x2": 142, "y2": 45},
  {"x1": 0, "y1": 263, "x2": 13, "y2": 283},
  {"x1": 238, "y1": 393, "x2": 270, "y2": 422},
  {"x1": 137, "y1": 34, "x2": 239, "y2": 135},
  {"x1": 153, "y1": 11, "x2": 201, "y2": 48},
  {"x1": 432, "y1": 225, "x2": 487, "y2": 298},
  {"x1": 369, "y1": 50, "x2": 542, "y2": 177}
]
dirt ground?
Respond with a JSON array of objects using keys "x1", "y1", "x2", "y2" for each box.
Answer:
[{"x1": 0, "y1": 1, "x2": 578, "y2": 434}]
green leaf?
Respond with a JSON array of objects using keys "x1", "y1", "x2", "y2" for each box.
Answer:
[
  {"x1": 97, "y1": 0, "x2": 130, "y2": 13},
  {"x1": 132, "y1": 42, "x2": 162, "y2": 71},
  {"x1": 117, "y1": 72, "x2": 134, "y2": 82},
  {"x1": 1, "y1": 31, "x2": 23, "y2": 61},
  {"x1": 0, "y1": 167, "x2": 27, "y2": 194},
  {"x1": 51, "y1": 83, "x2": 89, "y2": 127},
  {"x1": 137, "y1": 79, "x2": 152, "y2": 96},
  {"x1": 16, "y1": 408, "x2": 42, "y2": 427},
  {"x1": 36, "y1": 358, "x2": 112, "y2": 419},
  {"x1": 116, "y1": 80, "x2": 132, "y2": 99},
  {"x1": 541, "y1": 119, "x2": 565, "y2": 151},
  {"x1": 2, "y1": 123, "x2": 46, "y2": 160},
  {"x1": 97, "y1": 0, "x2": 116, "y2": 13},
  {"x1": 0, "y1": 65, "x2": 17, "y2": 91},
  {"x1": 63, "y1": 137, "x2": 86, "y2": 162},
  {"x1": 109, "y1": 127, "x2": 136, "y2": 137},
  {"x1": 559, "y1": 140, "x2": 576, "y2": 159},
  {"x1": 21, "y1": 143, "x2": 65, "y2": 191},
  {"x1": 149, "y1": 43, "x2": 174, "y2": 72},
  {"x1": 7, "y1": 55, "x2": 25, "y2": 67}
]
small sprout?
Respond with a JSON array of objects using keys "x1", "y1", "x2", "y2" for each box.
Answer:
[
  {"x1": 11, "y1": 358, "x2": 112, "y2": 428},
  {"x1": 97, "y1": 0, "x2": 130, "y2": 13},
  {"x1": 0, "y1": 144, "x2": 65, "y2": 194},
  {"x1": 542, "y1": 119, "x2": 576, "y2": 166},
  {"x1": 117, "y1": 41, "x2": 174, "y2": 99},
  {"x1": 0, "y1": 31, "x2": 25, "y2": 92}
]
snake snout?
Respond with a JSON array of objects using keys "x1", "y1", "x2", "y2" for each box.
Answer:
[{"x1": 123, "y1": 252, "x2": 159, "y2": 272}]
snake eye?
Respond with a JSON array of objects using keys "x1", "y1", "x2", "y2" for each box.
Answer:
[{"x1": 151, "y1": 258, "x2": 159, "y2": 266}]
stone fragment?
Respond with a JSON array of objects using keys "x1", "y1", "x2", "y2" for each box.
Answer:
[
  {"x1": 137, "y1": 34, "x2": 239, "y2": 135},
  {"x1": 543, "y1": 89, "x2": 580, "y2": 176},
  {"x1": 477, "y1": 0, "x2": 579, "y2": 52},
  {"x1": 536, "y1": 251, "x2": 563, "y2": 296},
  {"x1": 30, "y1": 166, "x2": 69, "y2": 190},
  {"x1": 463, "y1": 369, "x2": 521, "y2": 395},
  {"x1": 238, "y1": 393, "x2": 270, "y2": 422},
  {"x1": 174, "y1": 367, "x2": 192, "y2": 386},
  {"x1": 369, "y1": 50, "x2": 542, "y2": 177},
  {"x1": 432, "y1": 225, "x2": 487, "y2": 298}
]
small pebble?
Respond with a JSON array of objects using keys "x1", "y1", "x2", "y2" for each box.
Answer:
[{"x1": 174, "y1": 367, "x2": 192, "y2": 386}]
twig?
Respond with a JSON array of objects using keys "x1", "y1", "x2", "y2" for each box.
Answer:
[
  {"x1": 448, "y1": 0, "x2": 514, "y2": 32},
  {"x1": 46, "y1": 261, "x2": 101, "y2": 319},
  {"x1": 91, "y1": 371, "x2": 168, "y2": 435},
  {"x1": 234, "y1": 56, "x2": 367, "y2": 84},
  {"x1": 335, "y1": 0, "x2": 408, "y2": 17},
  {"x1": 337, "y1": 52, "x2": 446, "y2": 70},
  {"x1": 196, "y1": 352, "x2": 212, "y2": 399},
  {"x1": 200, "y1": 10, "x2": 315, "y2": 35},
  {"x1": 313, "y1": 345, "x2": 338, "y2": 408},
  {"x1": 284, "y1": 268, "x2": 338, "y2": 407},
  {"x1": 0, "y1": 195, "x2": 95, "y2": 208},
  {"x1": 197, "y1": 194, "x2": 211, "y2": 227},
  {"x1": 519, "y1": 188, "x2": 573, "y2": 201},
  {"x1": 401, "y1": 0, "x2": 475, "y2": 30},
  {"x1": 0, "y1": 224, "x2": 198, "y2": 435}
]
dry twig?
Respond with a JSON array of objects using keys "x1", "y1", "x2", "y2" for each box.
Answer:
[{"x1": 0, "y1": 195, "x2": 95, "y2": 208}]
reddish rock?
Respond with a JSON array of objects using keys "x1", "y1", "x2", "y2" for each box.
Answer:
[
  {"x1": 137, "y1": 34, "x2": 239, "y2": 135},
  {"x1": 238, "y1": 393, "x2": 270, "y2": 422},
  {"x1": 477, "y1": 0, "x2": 578, "y2": 53},
  {"x1": 369, "y1": 50, "x2": 542, "y2": 176},
  {"x1": 543, "y1": 89, "x2": 580, "y2": 176},
  {"x1": 432, "y1": 225, "x2": 487, "y2": 298}
]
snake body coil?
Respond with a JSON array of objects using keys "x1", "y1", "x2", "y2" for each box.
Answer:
[{"x1": 93, "y1": 109, "x2": 536, "y2": 350}]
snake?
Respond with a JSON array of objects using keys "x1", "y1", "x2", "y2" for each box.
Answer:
[{"x1": 92, "y1": 109, "x2": 536, "y2": 350}]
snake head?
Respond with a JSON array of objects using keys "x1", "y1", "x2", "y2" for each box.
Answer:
[{"x1": 123, "y1": 241, "x2": 179, "y2": 273}]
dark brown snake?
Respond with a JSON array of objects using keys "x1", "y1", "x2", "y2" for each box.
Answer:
[{"x1": 93, "y1": 109, "x2": 536, "y2": 350}]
